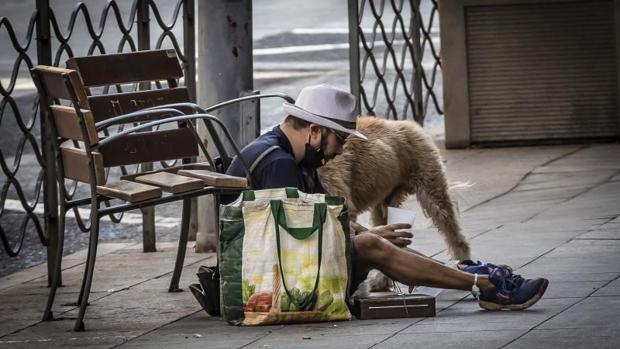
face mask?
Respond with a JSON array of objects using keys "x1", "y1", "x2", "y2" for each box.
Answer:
[{"x1": 300, "y1": 129, "x2": 326, "y2": 168}]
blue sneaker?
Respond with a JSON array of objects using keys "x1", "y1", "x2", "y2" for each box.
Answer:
[
  {"x1": 478, "y1": 267, "x2": 549, "y2": 310},
  {"x1": 458, "y1": 259, "x2": 512, "y2": 275}
]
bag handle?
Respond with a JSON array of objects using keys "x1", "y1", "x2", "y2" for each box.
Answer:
[
  {"x1": 270, "y1": 199, "x2": 324, "y2": 240},
  {"x1": 242, "y1": 187, "x2": 299, "y2": 202},
  {"x1": 271, "y1": 200, "x2": 326, "y2": 310}
]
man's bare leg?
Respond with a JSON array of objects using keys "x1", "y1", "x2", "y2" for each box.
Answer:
[{"x1": 353, "y1": 233, "x2": 492, "y2": 292}]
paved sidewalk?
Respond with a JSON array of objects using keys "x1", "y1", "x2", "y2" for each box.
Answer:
[{"x1": 0, "y1": 142, "x2": 619, "y2": 348}]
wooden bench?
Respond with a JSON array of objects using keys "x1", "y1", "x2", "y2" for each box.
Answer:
[{"x1": 32, "y1": 49, "x2": 294, "y2": 332}]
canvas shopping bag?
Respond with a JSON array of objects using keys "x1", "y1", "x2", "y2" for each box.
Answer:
[{"x1": 218, "y1": 188, "x2": 352, "y2": 325}]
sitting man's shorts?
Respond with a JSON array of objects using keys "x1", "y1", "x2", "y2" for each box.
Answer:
[{"x1": 348, "y1": 239, "x2": 370, "y2": 296}]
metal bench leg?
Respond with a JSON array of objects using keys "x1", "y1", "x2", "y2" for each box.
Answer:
[
  {"x1": 42, "y1": 206, "x2": 65, "y2": 321},
  {"x1": 169, "y1": 198, "x2": 191, "y2": 292},
  {"x1": 74, "y1": 211, "x2": 100, "y2": 332},
  {"x1": 76, "y1": 225, "x2": 91, "y2": 307}
]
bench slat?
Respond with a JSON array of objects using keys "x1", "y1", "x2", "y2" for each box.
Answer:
[
  {"x1": 87, "y1": 87, "x2": 192, "y2": 123},
  {"x1": 61, "y1": 147, "x2": 105, "y2": 185},
  {"x1": 98, "y1": 128, "x2": 199, "y2": 167},
  {"x1": 134, "y1": 172, "x2": 204, "y2": 193},
  {"x1": 119, "y1": 162, "x2": 213, "y2": 181},
  {"x1": 66, "y1": 50, "x2": 183, "y2": 87},
  {"x1": 32, "y1": 66, "x2": 88, "y2": 105},
  {"x1": 177, "y1": 169, "x2": 248, "y2": 188},
  {"x1": 50, "y1": 105, "x2": 98, "y2": 144},
  {"x1": 97, "y1": 180, "x2": 162, "y2": 202}
]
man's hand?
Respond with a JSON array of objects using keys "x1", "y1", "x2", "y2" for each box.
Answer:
[
  {"x1": 350, "y1": 221, "x2": 369, "y2": 235},
  {"x1": 368, "y1": 223, "x2": 413, "y2": 247}
]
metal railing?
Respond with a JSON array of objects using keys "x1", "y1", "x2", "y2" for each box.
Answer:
[
  {"x1": 348, "y1": 0, "x2": 443, "y2": 125},
  {"x1": 0, "y1": 0, "x2": 194, "y2": 257}
]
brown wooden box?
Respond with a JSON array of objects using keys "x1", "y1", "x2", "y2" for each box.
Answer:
[{"x1": 351, "y1": 292, "x2": 435, "y2": 320}]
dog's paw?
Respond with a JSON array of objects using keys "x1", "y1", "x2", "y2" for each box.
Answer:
[
  {"x1": 367, "y1": 270, "x2": 391, "y2": 292},
  {"x1": 351, "y1": 281, "x2": 371, "y2": 300},
  {"x1": 351, "y1": 270, "x2": 392, "y2": 300},
  {"x1": 351, "y1": 276, "x2": 374, "y2": 300}
]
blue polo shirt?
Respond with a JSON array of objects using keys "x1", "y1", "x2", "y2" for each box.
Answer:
[{"x1": 224, "y1": 126, "x2": 324, "y2": 202}]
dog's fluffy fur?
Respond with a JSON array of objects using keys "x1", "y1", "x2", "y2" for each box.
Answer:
[{"x1": 318, "y1": 117, "x2": 470, "y2": 295}]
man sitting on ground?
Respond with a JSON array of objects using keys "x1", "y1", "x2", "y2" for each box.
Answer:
[{"x1": 226, "y1": 84, "x2": 549, "y2": 310}]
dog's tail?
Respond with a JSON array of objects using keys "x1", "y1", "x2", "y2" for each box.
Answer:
[{"x1": 415, "y1": 174, "x2": 471, "y2": 261}]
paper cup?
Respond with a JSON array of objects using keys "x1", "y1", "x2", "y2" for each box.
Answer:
[{"x1": 387, "y1": 207, "x2": 415, "y2": 231}]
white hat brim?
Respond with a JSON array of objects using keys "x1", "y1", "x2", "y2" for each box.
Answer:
[{"x1": 283, "y1": 102, "x2": 368, "y2": 141}]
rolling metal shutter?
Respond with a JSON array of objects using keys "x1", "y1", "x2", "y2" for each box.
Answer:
[{"x1": 466, "y1": 1, "x2": 618, "y2": 143}]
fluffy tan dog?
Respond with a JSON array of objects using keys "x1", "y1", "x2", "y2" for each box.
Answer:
[{"x1": 318, "y1": 116, "x2": 470, "y2": 262}]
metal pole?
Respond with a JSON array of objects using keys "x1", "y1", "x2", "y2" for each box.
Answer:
[
  {"x1": 197, "y1": 0, "x2": 253, "y2": 136},
  {"x1": 348, "y1": 0, "x2": 361, "y2": 116},
  {"x1": 183, "y1": 0, "x2": 199, "y2": 242},
  {"x1": 137, "y1": 0, "x2": 157, "y2": 252},
  {"x1": 183, "y1": 0, "x2": 196, "y2": 102},
  {"x1": 195, "y1": 0, "x2": 253, "y2": 252},
  {"x1": 412, "y1": 0, "x2": 424, "y2": 125},
  {"x1": 36, "y1": 0, "x2": 58, "y2": 287}
]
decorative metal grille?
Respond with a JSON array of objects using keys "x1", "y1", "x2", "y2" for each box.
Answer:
[
  {"x1": 0, "y1": 0, "x2": 194, "y2": 257},
  {"x1": 348, "y1": 0, "x2": 443, "y2": 125},
  {"x1": 0, "y1": 13, "x2": 43, "y2": 257}
]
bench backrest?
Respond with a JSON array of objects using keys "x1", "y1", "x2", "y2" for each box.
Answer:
[
  {"x1": 67, "y1": 49, "x2": 193, "y2": 124},
  {"x1": 31, "y1": 50, "x2": 200, "y2": 185}
]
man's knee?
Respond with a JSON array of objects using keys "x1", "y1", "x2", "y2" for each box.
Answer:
[{"x1": 353, "y1": 232, "x2": 394, "y2": 262}]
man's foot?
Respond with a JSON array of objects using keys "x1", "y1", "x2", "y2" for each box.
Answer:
[{"x1": 478, "y1": 267, "x2": 549, "y2": 310}]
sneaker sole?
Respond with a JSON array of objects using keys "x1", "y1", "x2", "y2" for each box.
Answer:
[{"x1": 478, "y1": 278, "x2": 549, "y2": 311}]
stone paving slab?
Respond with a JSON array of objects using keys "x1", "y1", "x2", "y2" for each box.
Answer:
[
  {"x1": 436, "y1": 144, "x2": 582, "y2": 211},
  {"x1": 0, "y1": 291, "x2": 90, "y2": 338},
  {"x1": 252, "y1": 332, "x2": 402, "y2": 349},
  {"x1": 0, "y1": 243, "x2": 134, "y2": 293},
  {"x1": 519, "y1": 240, "x2": 620, "y2": 276},
  {"x1": 3, "y1": 243, "x2": 213, "y2": 297},
  {"x1": 592, "y1": 278, "x2": 620, "y2": 297},
  {"x1": 377, "y1": 330, "x2": 526, "y2": 349},
  {"x1": 505, "y1": 328, "x2": 620, "y2": 349},
  {"x1": 536, "y1": 296, "x2": 620, "y2": 330},
  {"x1": 120, "y1": 313, "x2": 283, "y2": 348},
  {"x1": 577, "y1": 217, "x2": 620, "y2": 240},
  {"x1": 412, "y1": 297, "x2": 580, "y2": 329},
  {"x1": 535, "y1": 281, "x2": 605, "y2": 299},
  {"x1": 123, "y1": 315, "x2": 421, "y2": 349}
]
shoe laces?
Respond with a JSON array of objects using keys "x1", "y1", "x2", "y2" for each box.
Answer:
[
  {"x1": 502, "y1": 274, "x2": 524, "y2": 293},
  {"x1": 490, "y1": 267, "x2": 524, "y2": 295}
]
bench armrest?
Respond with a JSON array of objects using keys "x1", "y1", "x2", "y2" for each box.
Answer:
[
  {"x1": 95, "y1": 108, "x2": 186, "y2": 131},
  {"x1": 139, "y1": 93, "x2": 295, "y2": 114},
  {"x1": 204, "y1": 93, "x2": 295, "y2": 113}
]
